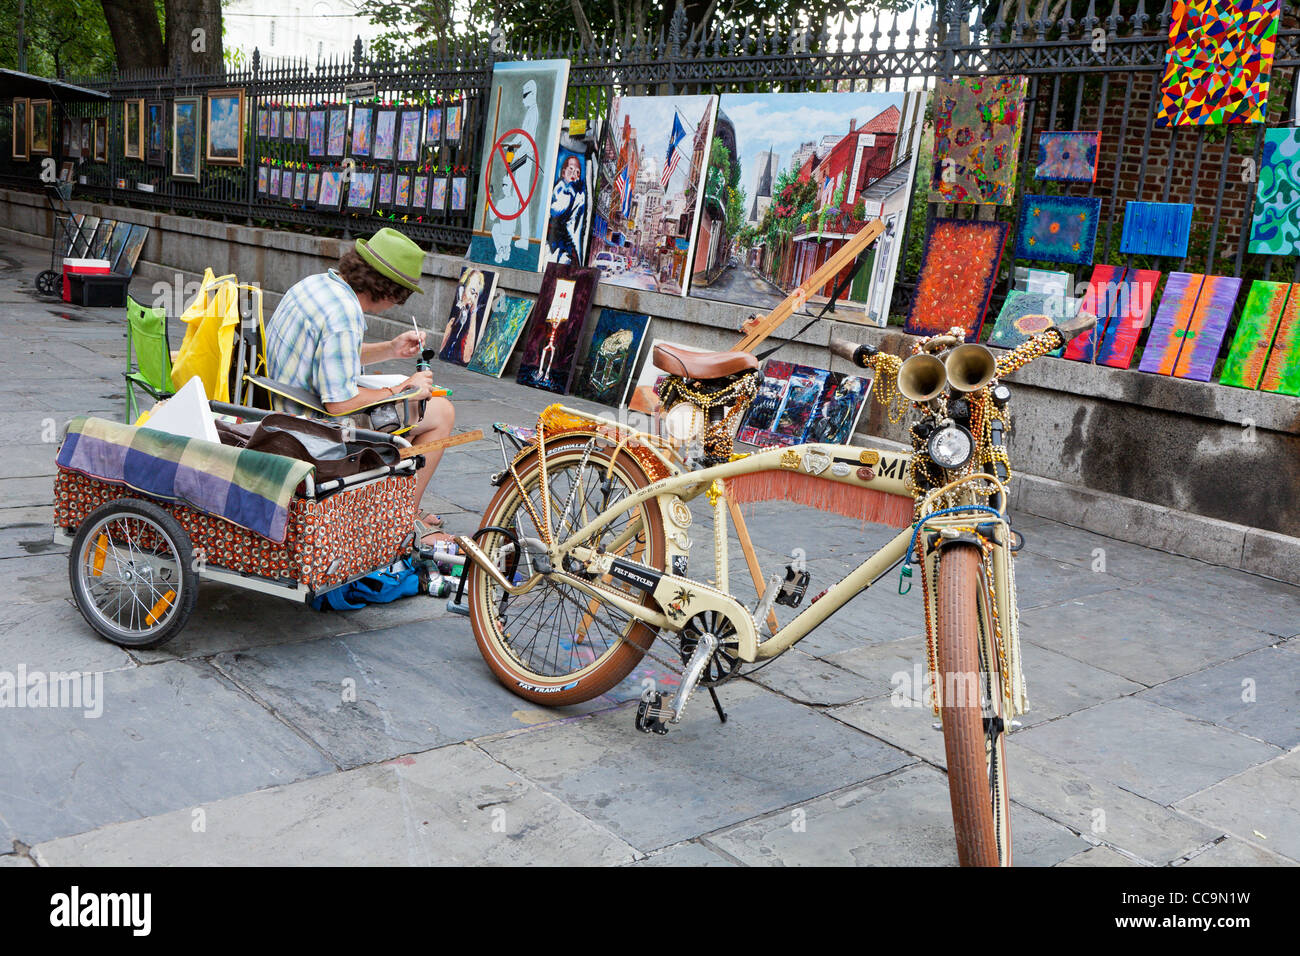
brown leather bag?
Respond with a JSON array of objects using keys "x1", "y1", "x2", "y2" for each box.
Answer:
[{"x1": 244, "y1": 414, "x2": 400, "y2": 481}]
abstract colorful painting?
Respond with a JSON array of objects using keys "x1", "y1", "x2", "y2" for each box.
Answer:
[
  {"x1": 346, "y1": 170, "x2": 376, "y2": 212},
  {"x1": 350, "y1": 106, "x2": 374, "y2": 157},
  {"x1": 445, "y1": 102, "x2": 463, "y2": 143},
  {"x1": 429, "y1": 176, "x2": 447, "y2": 211},
  {"x1": 1062, "y1": 265, "x2": 1161, "y2": 368},
  {"x1": 1155, "y1": 0, "x2": 1279, "y2": 127},
  {"x1": 1261, "y1": 295, "x2": 1300, "y2": 395},
  {"x1": 515, "y1": 263, "x2": 598, "y2": 393},
  {"x1": 469, "y1": 60, "x2": 572, "y2": 273},
  {"x1": 397, "y1": 109, "x2": 423, "y2": 162},
  {"x1": 439, "y1": 267, "x2": 501, "y2": 367},
  {"x1": 468, "y1": 294, "x2": 534, "y2": 378},
  {"x1": 987, "y1": 291, "x2": 1072, "y2": 350},
  {"x1": 573, "y1": 310, "x2": 651, "y2": 406},
  {"x1": 1248, "y1": 127, "x2": 1300, "y2": 254},
  {"x1": 906, "y1": 218, "x2": 1009, "y2": 341},
  {"x1": 450, "y1": 176, "x2": 468, "y2": 211},
  {"x1": 326, "y1": 107, "x2": 348, "y2": 158},
  {"x1": 1014, "y1": 195, "x2": 1101, "y2": 265},
  {"x1": 1220, "y1": 280, "x2": 1292, "y2": 388},
  {"x1": 425, "y1": 107, "x2": 443, "y2": 146},
  {"x1": 373, "y1": 109, "x2": 397, "y2": 161},
  {"x1": 1119, "y1": 201, "x2": 1194, "y2": 257},
  {"x1": 929, "y1": 75, "x2": 1027, "y2": 205},
  {"x1": 308, "y1": 110, "x2": 326, "y2": 157},
  {"x1": 1138, "y1": 272, "x2": 1242, "y2": 380},
  {"x1": 1035, "y1": 131, "x2": 1101, "y2": 182}
]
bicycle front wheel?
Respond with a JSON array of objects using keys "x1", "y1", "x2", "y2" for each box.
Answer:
[
  {"x1": 468, "y1": 433, "x2": 667, "y2": 707},
  {"x1": 935, "y1": 542, "x2": 1012, "y2": 867}
]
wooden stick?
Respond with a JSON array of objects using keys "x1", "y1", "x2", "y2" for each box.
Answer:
[
  {"x1": 727, "y1": 494, "x2": 779, "y2": 635},
  {"x1": 731, "y1": 218, "x2": 885, "y2": 354},
  {"x1": 398, "y1": 428, "x2": 484, "y2": 460}
]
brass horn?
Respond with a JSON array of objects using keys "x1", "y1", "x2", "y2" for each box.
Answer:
[
  {"x1": 897, "y1": 353, "x2": 947, "y2": 403},
  {"x1": 944, "y1": 343, "x2": 997, "y2": 393}
]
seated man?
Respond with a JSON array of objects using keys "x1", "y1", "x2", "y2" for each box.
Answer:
[{"x1": 265, "y1": 227, "x2": 455, "y2": 542}]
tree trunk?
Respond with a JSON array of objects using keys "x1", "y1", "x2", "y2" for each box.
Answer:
[
  {"x1": 165, "y1": 0, "x2": 224, "y2": 74},
  {"x1": 99, "y1": 0, "x2": 166, "y2": 69}
]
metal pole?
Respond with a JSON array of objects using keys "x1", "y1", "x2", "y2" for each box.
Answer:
[{"x1": 18, "y1": 0, "x2": 27, "y2": 72}]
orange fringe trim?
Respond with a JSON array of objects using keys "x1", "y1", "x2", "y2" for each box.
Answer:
[{"x1": 726, "y1": 471, "x2": 914, "y2": 529}]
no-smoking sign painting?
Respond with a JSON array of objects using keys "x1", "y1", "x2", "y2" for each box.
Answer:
[{"x1": 469, "y1": 59, "x2": 571, "y2": 273}]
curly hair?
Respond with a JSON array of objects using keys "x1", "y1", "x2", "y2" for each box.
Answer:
[{"x1": 337, "y1": 250, "x2": 413, "y2": 305}]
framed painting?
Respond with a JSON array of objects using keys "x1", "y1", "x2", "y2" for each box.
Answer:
[
  {"x1": 257, "y1": 164, "x2": 270, "y2": 196},
  {"x1": 410, "y1": 174, "x2": 429, "y2": 212},
  {"x1": 11, "y1": 98, "x2": 28, "y2": 160},
  {"x1": 905, "y1": 218, "x2": 1009, "y2": 340},
  {"x1": 269, "y1": 106, "x2": 282, "y2": 140},
  {"x1": 94, "y1": 117, "x2": 108, "y2": 162},
  {"x1": 469, "y1": 60, "x2": 574, "y2": 273},
  {"x1": 105, "y1": 221, "x2": 133, "y2": 272},
  {"x1": 467, "y1": 294, "x2": 534, "y2": 377},
  {"x1": 514, "y1": 263, "x2": 599, "y2": 393},
  {"x1": 425, "y1": 106, "x2": 443, "y2": 147},
  {"x1": 316, "y1": 168, "x2": 345, "y2": 210},
  {"x1": 58, "y1": 160, "x2": 74, "y2": 182},
  {"x1": 146, "y1": 100, "x2": 166, "y2": 166},
  {"x1": 445, "y1": 101, "x2": 463, "y2": 143},
  {"x1": 376, "y1": 170, "x2": 395, "y2": 209},
  {"x1": 80, "y1": 118, "x2": 91, "y2": 157},
  {"x1": 450, "y1": 175, "x2": 468, "y2": 211},
  {"x1": 295, "y1": 108, "x2": 308, "y2": 142},
  {"x1": 121, "y1": 98, "x2": 143, "y2": 159},
  {"x1": 397, "y1": 108, "x2": 423, "y2": 162},
  {"x1": 325, "y1": 106, "x2": 349, "y2": 159},
  {"x1": 116, "y1": 224, "x2": 149, "y2": 276},
  {"x1": 394, "y1": 172, "x2": 412, "y2": 209},
  {"x1": 206, "y1": 88, "x2": 245, "y2": 165},
  {"x1": 1035, "y1": 131, "x2": 1101, "y2": 182},
  {"x1": 929, "y1": 75, "x2": 1026, "y2": 205},
  {"x1": 350, "y1": 105, "x2": 374, "y2": 158},
  {"x1": 171, "y1": 96, "x2": 202, "y2": 181},
  {"x1": 308, "y1": 109, "x2": 327, "y2": 158},
  {"x1": 372, "y1": 108, "x2": 398, "y2": 161},
  {"x1": 1013, "y1": 195, "x2": 1101, "y2": 265},
  {"x1": 1155, "y1": 0, "x2": 1279, "y2": 126},
  {"x1": 306, "y1": 171, "x2": 320, "y2": 207},
  {"x1": 269, "y1": 167, "x2": 282, "y2": 199},
  {"x1": 293, "y1": 170, "x2": 308, "y2": 204},
  {"x1": 257, "y1": 106, "x2": 270, "y2": 139},
  {"x1": 62, "y1": 117, "x2": 72, "y2": 157},
  {"x1": 346, "y1": 169, "x2": 377, "y2": 212},
  {"x1": 429, "y1": 176, "x2": 447, "y2": 212},
  {"x1": 30, "y1": 99, "x2": 53, "y2": 156},
  {"x1": 573, "y1": 309, "x2": 652, "y2": 406},
  {"x1": 440, "y1": 267, "x2": 502, "y2": 367}
]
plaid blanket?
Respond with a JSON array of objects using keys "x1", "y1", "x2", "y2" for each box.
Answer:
[{"x1": 56, "y1": 416, "x2": 313, "y2": 543}]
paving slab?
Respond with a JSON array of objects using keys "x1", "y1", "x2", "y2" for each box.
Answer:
[
  {"x1": 1175, "y1": 751, "x2": 1300, "y2": 864},
  {"x1": 1058, "y1": 846, "x2": 1142, "y2": 867},
  {"x1": 1178, "y1": 837, "x2": 1298, "y2": 867},
  {"x1": 1013, "y1": 513, "x2": 1206, "y2": 579},
  {"x1": 0, "y1": 659, "x2": 335, "y2": 846},
  {"x1": 213, "y1": 620, "x2": 613, "y2": 769},
  {"x1": 1156, "y1": 566, "x2": 1300, "y2": 639},
  {"x1": 0, "y1": 855, "x2": 34, "y2": 867},
  {"x1": 0, "y1": 443, "x2": 58, "y2": 480},
  {"x1": 480, "y1": 679, "x2": 915, "y2": 852},
  {"x1": 1014, "y1": 640, "x2": 1145, "y2": 726},
  {"x1": 824, "y1": 635, "x2": 932, "y2": 704},
  {"x1": 0, "y1": 521, "x2": 63, "y2": 561},
  {"x1": 0, "y1": 597, "x2": 134, "y2": 674},
  {"x1": 633, "y1": 842, "x2": 735, "y2": 866},
  {"x1": 1018, "y1": 589, "x2": 1277, "y2": 686},
  {"x1": 32, "y1": 743, "x2": 637, "y2": 865},
  {"x1": 743, "y1": 648, "x2": 875, "y2": 706},
  {"x1": 1010, "y1": 548, "x2": 1132, "y2": 610},
  {"x1": 827, "y1": 694, "x2": 947, "y2": 765},
  {"x1": 1139, "y1": 643, "x2": 1300, "y2": 749},
  {"x1": 1015, "y1": 697, "x2": 1283, "y2": 806}
]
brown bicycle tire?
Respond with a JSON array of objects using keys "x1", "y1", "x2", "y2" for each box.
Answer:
[
  {"x1": 935, "y1": 542, "x2": 1012, "y2": 867},
  {"x1": 468, "y1": 434, "x2": 667, "y2": 708}
]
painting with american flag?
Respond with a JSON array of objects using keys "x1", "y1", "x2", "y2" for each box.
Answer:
[{"x1": 588, "y1": 93, "x2": 718, "y2": 297}]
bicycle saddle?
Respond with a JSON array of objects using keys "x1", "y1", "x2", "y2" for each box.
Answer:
[{"x1": 652, "y1": 343, "x2": 759, "y2": 380}]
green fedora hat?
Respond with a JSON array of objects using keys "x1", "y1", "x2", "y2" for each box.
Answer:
[{"x1": 355, "y1": 228, "x2": 425, "y2": 294}]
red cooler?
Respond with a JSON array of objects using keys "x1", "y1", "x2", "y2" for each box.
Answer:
[{"x1": 62, "y1": 259, "x2": 111, "y2": 302}]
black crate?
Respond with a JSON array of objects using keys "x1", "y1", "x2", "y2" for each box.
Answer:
[{"x1": 68, "y1": 274, "x2": 130, "y2": 308}]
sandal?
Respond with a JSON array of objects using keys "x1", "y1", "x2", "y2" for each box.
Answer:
[
  {"x1": 416, "y1": 509, "x2": 444, "y2": 528},
  {"x1": 414, "y1": 517, "x2": 457, "y2": 550}
]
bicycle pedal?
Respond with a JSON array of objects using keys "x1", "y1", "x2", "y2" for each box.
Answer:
[{"x1": 635, "y1": 692, "x2": 671, "y2": 735}]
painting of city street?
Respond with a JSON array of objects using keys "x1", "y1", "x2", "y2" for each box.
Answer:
[
  {"x1": 686, "y1": 91, "x2": 926, "y2": 325},
  {"x1": 737, "y1": 359, "x2": 871, "y2": 448},
  {"x1": 589, "y1": 94, "x2": 718, "y2": 296}
]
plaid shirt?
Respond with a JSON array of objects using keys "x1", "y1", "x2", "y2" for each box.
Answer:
[{"x1": 264, "y1": 270, "x2": 364, "y2": 413}]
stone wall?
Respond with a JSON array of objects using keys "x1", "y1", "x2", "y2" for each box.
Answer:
[{"x1": 4, "y1": 186, "x2": 1298, "y2": 583}]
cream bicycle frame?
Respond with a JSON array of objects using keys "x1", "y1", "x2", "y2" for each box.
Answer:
[{"x1": 515, "y1": 405, "x2": 1015, "y2": 666}]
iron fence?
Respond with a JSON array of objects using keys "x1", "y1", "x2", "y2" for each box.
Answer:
[{"x1": 5, "y1": 0, "x2": 1300, "y2": 317}]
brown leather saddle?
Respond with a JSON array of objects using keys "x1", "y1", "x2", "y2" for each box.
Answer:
[{"x1": 651, "y1": 343, "x2": 758, "y2": 381}]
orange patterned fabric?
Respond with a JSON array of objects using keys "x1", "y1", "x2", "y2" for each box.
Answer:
[{"x1": 55, "y1": 467, "x2": 416, "y2": 591}]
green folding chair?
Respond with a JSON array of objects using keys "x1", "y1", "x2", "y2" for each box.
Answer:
[{"x1": 124, "y1": 294, "x2": 175, "y2": 423}]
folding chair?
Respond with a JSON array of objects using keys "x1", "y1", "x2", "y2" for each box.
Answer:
[{"x1": 124, "y1": 294, "x2": 175, "y2": 423}]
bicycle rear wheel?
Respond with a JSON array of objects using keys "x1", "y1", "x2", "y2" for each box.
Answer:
[
  {"x1": 467, "y1": 434, "x2": 667, "y2": 707},
  {"x1": 935, "y1": 542, "x2": 1012, "y2": 867}
]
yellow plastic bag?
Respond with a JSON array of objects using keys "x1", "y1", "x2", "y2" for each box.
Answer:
[{"x1": 170, "y1": 269, "x2": 240, "y2": 403}]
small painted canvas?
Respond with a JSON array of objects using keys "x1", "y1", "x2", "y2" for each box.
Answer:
[
  {"x1": 545, "y1": 128, "x2": 597, "y2": 267},
  {"x1": 1221, "y1": 280, "x2": 1291, "y2": 388},
  {"x1": 429, "y1": 176, "x2": 447, "y2": 212},
  {"x1": 1248, "y1": 127, "x2": 1300, "y2": 254},
  {"x1": 1119, "y1": 201, "x2": 1194, "y2": 257},
  {"x1": 1083, "y1": 266, "x2": 1159, "y2": 368},
  {"x1": 293, "y1": 171, "x2": 307, "y2": 203},
  {"x1": 803, "y1": 372, "x2": 871, "y2": 445},
  {"x1": 394, "y1": 173, "x2": 412, "y2": 208},
  {"x1": 90, "y1": 220, "x2": 114, "y2": 260},
  {"x1": 306, "y1": 172, "x2": 320, "y2": 206},
  {"x1": 737, "y1": 360, "x2": 794, "y2": 447},
  {"x1": 468, "y1": 294, "x2": 534, "y2": 377},
  {"x1": 105, "y1": 221, "x2": 132, "y2": 271},
  {"x1": 269, "y1": 108, "x2": 282, "y2": 140},
  {"x1": 929, "y1": 75, "x2": 1027, "y2": 205},
  {"x1": 1014, "y1": 195, "x2": 1101, "y2": 265},
  {"x1": 350, "y1": 106, "x2": 374, "y2": 157},
  {"x1": 316, "y1": 168, "x2": 344, "y2": 210},
  {"x1": 146, "y1": 100, "x2": 165, "y2": 166},
  {"x1": 573, "y1": 309, "x2": 651, "y2": 406},
  {"x1": 326, "y1": 107, "x2": 349, "y2": 158},
  {"x1": 1261, "y1": 292, "x2": 1300, "y2": 394},
  {"x1": 295, "y1": 109, "x2": 308, "y2": 142},
  {"x1": 257, "y1": 107, "x2": 270, "y2": 139},
  {"x1": 774, "y1": 367, "x2": 831, "y2": 442},
  {"x1": 346, "y1": 170, "x2": 377, "y2": 212},
  {"x1": 425, "y1": 107, "x2": 443, "y2": 146},
  {"x1": 411, "y1": 175, "x2": 429, "y2": 212},
  {"x1": 257, "y1": 165, "x2": 270, "y2": 196},
  {"x1": 377, "y1": 171, "x2": 395, "y2": 209},
  {"x1": 469, "y1": 60, "x2": 573, "y2": 273},
  {"x1": 171, "y1": 97, "x2": 202, "y2": 182},
  {"x1": 440, "y1": 267, "x2": 501, "y2": 367},
  {"x1": 269, "y1": 167, "x2": 282, "y2": 198},
  {"x1": 1139, "y1": 272, "x2": 1242, "y2": 380},
  {"x1": 397, "y1": 109, "x2": 422, "y2": 162},
  {"x1": 514, "y1": 263, "x2": 599, "y2": 393},
  {"x1": 445, "y1": 102, "x2": 463, "y2": 143},
  {"x1": 308, "y1": 110, "x2": 326, "y2": 157},
  {"x1": 373, "y1": 109, "x2": 397, "y2": 161},
  {"x1": 1155, "y1": 0, "x2": 1279, "y2": 127},
  {"x1": 450, "y1": 176, "x2": 467, "y2": 211},
  {"x1": 987, "y1": 291, "x2": 1071, "y2": 350},
  {"x1": 906, "y1": 218, "x2": 1008, "y2": 341},
  {"x1": 116, "y1": 224, "x2": 149, "y2": 276},
  {"x1": 1035, "y1": 131, "x2": 1100, "y2": 182}
]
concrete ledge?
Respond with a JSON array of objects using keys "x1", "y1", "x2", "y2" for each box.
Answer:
[{"x1": 1241, "y1": 529, "x2": 1300, "y2": 593}]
